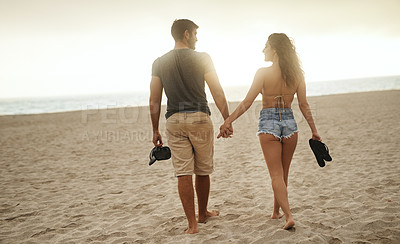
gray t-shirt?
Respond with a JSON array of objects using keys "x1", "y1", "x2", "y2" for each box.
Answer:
[{"x1": 152, "y1": 49, "x2": 215, "y2": 119}]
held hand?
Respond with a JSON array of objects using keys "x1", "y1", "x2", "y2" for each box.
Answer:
[
  {"x1": 152, "y1": 131, "x2": 163, "y2": 147},
  {"x1": 217, "y1": 122, "x2": 233, "y2": 139},
  {"x1": 217, "y1": 127, "x2": 231, "y2": 139},
  {"x1": 312, "y1": 131, "x2": 322, "y2": 141}
]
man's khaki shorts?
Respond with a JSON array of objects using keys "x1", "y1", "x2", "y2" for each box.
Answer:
[{"x1": 166, "y1": 112, "x2": 214, "y2": 177}]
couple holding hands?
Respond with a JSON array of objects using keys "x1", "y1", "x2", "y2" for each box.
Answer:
[{"x1": 149, "y1": 19, "x2": 322, "y2": 234}]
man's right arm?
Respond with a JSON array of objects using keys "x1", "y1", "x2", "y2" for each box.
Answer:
[{"x1": 149, "y1": 75, "x2": 164, "y2": 147}]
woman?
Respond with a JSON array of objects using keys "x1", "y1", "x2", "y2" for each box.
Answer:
[{"x1": 219, "y1": 33, "x2": 322, "y2": 230}]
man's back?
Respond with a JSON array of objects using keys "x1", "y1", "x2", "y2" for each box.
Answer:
[
  {"x1": 152, "y1": 49, "x2": 215, "y2": 119},
  {"x1": 149, "y1": 19, "x2": 230, "y2": 234}
]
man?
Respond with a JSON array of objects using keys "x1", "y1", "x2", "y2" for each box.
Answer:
[{"x1": 149, "y1": 19, "x2": 232, "y2": 234}]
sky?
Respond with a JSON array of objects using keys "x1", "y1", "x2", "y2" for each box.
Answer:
[{"x1": 1, "y1": 0, "x2": 400, "y2": 98}]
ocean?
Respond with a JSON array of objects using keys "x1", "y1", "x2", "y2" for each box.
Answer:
[{"x1": 0, "y1": 75, "x2": 399, "y2": 116}]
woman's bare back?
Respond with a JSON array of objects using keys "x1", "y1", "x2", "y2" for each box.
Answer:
[{"x1": 260, "y1": 67, "x2": 298, "y2": 109}]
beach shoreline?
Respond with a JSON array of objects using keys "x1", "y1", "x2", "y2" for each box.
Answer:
[
  {"x1": 1, "y1": 90, "x2": 399, "y2": 243},
  {"x1": 1, "y1": 75, "x2": 399, "y2": 116}
]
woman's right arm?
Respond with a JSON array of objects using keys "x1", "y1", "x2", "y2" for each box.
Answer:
[
  {"x1": 297, "y1": 79, "x2": 322, "y2": 141},
  {"x1": 217, "y1": 68, "x2": 265, "y2": 138}
]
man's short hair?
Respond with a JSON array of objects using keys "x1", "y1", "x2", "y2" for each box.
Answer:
[{"x1": 171, "y1": 19, "x2": 199, "y2": 41}]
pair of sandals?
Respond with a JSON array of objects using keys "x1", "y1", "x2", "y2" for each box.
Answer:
[
  {"x1": 149, "y1": 146, "x2": 171, "y2": 165},
  {"x1": 309, "y1": 139, "x2": 332, "y2": 167},
  {"x1": 149, "y1": 142, "x2": 331, "y2": 168}
]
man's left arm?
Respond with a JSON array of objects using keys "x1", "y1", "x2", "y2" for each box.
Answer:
[
  {"x1": 204, "y1": 71, "x2": 229, "y2": 120},
  {"x1": 205, "y1": 70, "x2": 232, "y2": 138},
  {"x1": 149, "y1": 76, "x2": 163, "y2": 147}
]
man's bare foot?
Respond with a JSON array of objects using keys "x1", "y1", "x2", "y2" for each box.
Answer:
[
  {"x1": 184, "y1": 226, "x2": 198, "y2": 234},
  {"x1": 283, "y1": 218, "x2": 295, "y2": 230},
  {"x1": 271, "y1": 212, "x2": 284, "y2": 219},
  {"x1": 198, "y1": 210, "x2": 220, "y2": 223}
]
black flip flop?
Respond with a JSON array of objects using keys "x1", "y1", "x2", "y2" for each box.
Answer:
[
  {"x1": 149, "y1": 146, "x2": 171, "y2": 165},
  {"x1": 309, "y1": 139, "x2": 332, "y2": 167}
]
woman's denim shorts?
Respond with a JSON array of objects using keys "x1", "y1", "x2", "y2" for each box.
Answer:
[{"x1": 257, "y1": 108, "x2": 298, "y2": 141}]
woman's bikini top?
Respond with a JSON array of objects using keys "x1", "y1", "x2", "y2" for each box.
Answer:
[{"x1": 263, "y1": 81, "x2": 293, "y2": 121}]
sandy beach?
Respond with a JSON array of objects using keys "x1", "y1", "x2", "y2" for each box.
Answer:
[{"x1": 1, "y1": 90, "x2": 399, "y2": 243}]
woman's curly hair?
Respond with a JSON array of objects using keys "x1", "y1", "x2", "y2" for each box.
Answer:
[{"x1": 268, "y1": 33, "x2": 304, "y2": 88}]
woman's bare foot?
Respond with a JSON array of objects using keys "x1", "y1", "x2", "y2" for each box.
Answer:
[
  {"x1": 184, "y1": 226, "x2": 198, "y2": 234},
  {"x1": 283, "y1": 217, "x2": 295, "y2": 230},
  {"x1": 198, "y1": 210, "x2": 220, "y2": 223},
  {"x1": 271, "y1": 212, "x2": 284, "y2": 219}
]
